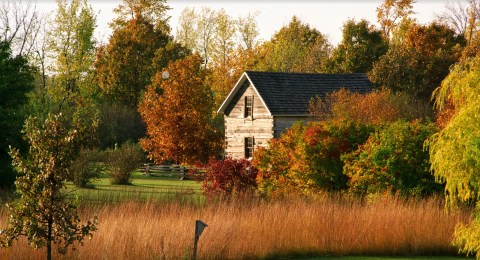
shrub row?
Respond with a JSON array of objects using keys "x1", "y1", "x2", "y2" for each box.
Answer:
[
  {"x1": 199, "y1": 119, "x2": 440, "y2": 199},
  {"x1": 68, "y1": 142, "x2": 143, "y2": 187},
  {"x1": 251, "y1": 119, "x2": 440, "y2": 198}
]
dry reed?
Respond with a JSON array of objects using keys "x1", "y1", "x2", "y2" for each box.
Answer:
[{"x1": 0, "y1": 196, "x2": 471, "y2": 259}]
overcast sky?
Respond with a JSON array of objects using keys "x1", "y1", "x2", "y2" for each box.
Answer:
[{"x1": 36, "y1": 0, "x2": 461, "y2": 46}]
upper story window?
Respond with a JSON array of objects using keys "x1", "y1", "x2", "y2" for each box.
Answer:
[{"x1": 244, "y1": 96, "x2": 253, "y2": 118}]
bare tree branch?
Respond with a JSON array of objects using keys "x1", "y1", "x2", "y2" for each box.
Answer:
[{"x1": 0, "y1": 0, "x2": 43, "y2": 57}]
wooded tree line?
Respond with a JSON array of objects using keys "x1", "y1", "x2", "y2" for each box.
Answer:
[{"x1": 4, "y1": 0, "x2": 480, "y2": 256}]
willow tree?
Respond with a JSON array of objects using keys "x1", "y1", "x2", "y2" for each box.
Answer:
[{"x1": 428, "y1": 57, "x2": 480, "y2": 257}]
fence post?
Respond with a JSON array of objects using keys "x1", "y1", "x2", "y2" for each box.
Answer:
[{"x1": 193, "y1": 220, "x2": 207, "y2": 260}]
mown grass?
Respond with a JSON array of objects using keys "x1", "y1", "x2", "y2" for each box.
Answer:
[
  {"x1": 64, "y1": 172, "x2": 203, "y2": 204},
  {"x1": 0, "y1": 194, "x2": 472, "y2": 259}
]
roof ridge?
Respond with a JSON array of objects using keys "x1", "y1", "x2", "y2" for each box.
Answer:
[{"x1": 245, "y1": 70, "x2": 369, "y2": 76}]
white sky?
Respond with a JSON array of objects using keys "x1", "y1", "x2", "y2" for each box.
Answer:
[{"x1": 35, "y1": 0, "x2": 461, "y2": 46}]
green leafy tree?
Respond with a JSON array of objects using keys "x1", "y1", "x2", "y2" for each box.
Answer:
[
  {"x1": 0, "y1": 41, "x2": 34, "y2": 188},
  {"x1": 2, "y1": 114, "x2": 97, "y2": 260},
  {"x1": 28, "y1": 0, "x2": 99, "y2": 148},
  {"x1": 343, "y1": 120, "x2": 440, "y2": 198},
  {"x1": 326, "y1": 19, "x2": 388, "y2": 73},
  {"x1": 47, "y1": 0, "x2": 96, "y2": 104},
  {"x1": 255, "y1": 16, "x2": 331, "y2": 73}
]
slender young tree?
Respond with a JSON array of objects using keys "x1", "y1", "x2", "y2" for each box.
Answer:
[{"x1": 1, "y1": 114, "x2": 97, "y2": 260}]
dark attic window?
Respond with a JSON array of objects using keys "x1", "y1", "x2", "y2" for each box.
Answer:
[
  {"x1": 244, "y1": 137, "x2": 254, "y2": 159},
  {"x1": 244, "y1": 96, "x2": 253, "y2": 118}
]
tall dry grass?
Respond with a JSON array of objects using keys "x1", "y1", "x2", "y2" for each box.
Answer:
[{"x1": 0, "y1": 196, "x2": 471, "y2": 259}]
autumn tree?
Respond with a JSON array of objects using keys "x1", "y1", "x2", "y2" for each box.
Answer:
[
  {"x1": 255, "y1": 16, "x2": 331, "y2": 73},
  {"x1": 309, "y1": 88, "x2": 433, "y2": 125},
  {"x1": 175, "y1": 8, "x2": 260, "y2": 107},
  {"x1": 377, "y1": 0, "x2": 415, "y2": 41},
  {"x1": 139, "y1": 55, "x2": 222, "y2": 164},
  {"x1": 111, "y1": 0, "x2": 170, "y2": 32},
  {"x1": 1, "y1": 114, "x2": 97, "y2": 260},
  {"x1": 209, "y1": 10, "x2": 258, "y2": 107},
  {"x1": 0, "y1": 41, "x2": 34, "y2": 188},
  {"x1": 326, "y1": 19, "x2": 388, "y2": 73},
  {"x1": 370, "y1": 22, "x2": 465, "y2": 101},
  {"x1": 94, "y1": 0, "x2": 188, "y2": 147}
]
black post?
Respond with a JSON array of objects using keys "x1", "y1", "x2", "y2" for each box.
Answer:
[
  {"x1": 193, "y1": 235, "x2": 199, "y2": 260},
  {"x1": 193, "y1": 220, "x2": 207, "y2": 260}
]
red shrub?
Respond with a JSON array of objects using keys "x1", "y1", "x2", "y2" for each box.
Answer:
[{"x1": 200, "y1": 158, "x2": 258, "y2": 198}]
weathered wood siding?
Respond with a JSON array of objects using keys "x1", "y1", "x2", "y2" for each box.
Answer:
[
  {"x1": 224, "y1": 82, "x2": 273, "y2": 159},
  {"x1": 273, "y1": 116, "x2": 309, "y2": 138}
]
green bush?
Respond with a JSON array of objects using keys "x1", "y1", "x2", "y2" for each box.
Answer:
[
  {"x1": 343, "y1": 120, "x2": 441, "y2": 197},
  {"x1": 69, "y1": 148, "x2": 104, "y2": 187},
  {"x1": 105, "y1": 142, "x2": 143, "y2": 185}
]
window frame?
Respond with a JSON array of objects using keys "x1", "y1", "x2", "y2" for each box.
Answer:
[
  {"x1": 244, "y1": 137, "x2": 254, "y2": 159},
  {"x1": 244, "y1": 95, "x2": 253, "y2": 118}
]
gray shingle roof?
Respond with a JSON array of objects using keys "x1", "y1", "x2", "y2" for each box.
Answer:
[{"x1": 245, "y1": 71, "x2": 373, "y2": 115}]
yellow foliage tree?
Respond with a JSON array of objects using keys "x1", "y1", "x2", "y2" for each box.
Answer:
[{"x1": 428, "y1": 57, "x2": 480, "y2": 257}]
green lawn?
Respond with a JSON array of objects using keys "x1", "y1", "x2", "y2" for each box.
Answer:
[{"x1": 65, "y1": 171, "x2": 203, "y2": 203}]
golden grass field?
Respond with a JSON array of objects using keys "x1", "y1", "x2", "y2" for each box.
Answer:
[{"x1": 0, "y1": 195, "x2": 471, "y2": 259}]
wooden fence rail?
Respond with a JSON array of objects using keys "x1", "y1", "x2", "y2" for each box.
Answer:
[{"x1": 139, "y1": 164, "x2": 189, "y2": 180}]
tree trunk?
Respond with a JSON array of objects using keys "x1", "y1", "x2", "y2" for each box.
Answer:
[{"x1": 47, "y1": 214, "x2": 53, "y2": 260}]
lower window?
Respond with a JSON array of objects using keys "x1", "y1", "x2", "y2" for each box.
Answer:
[{"x1": 244, "y1": 137, "x2": 254, "y2": 158}]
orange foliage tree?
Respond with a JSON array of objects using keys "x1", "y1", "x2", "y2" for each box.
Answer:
[
  {"x1": 309, "y1": 88, "x2": 433, "y2": 125},
  {"x1": 138, "y1": 55, "x2": 223, "y2": 164}
]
